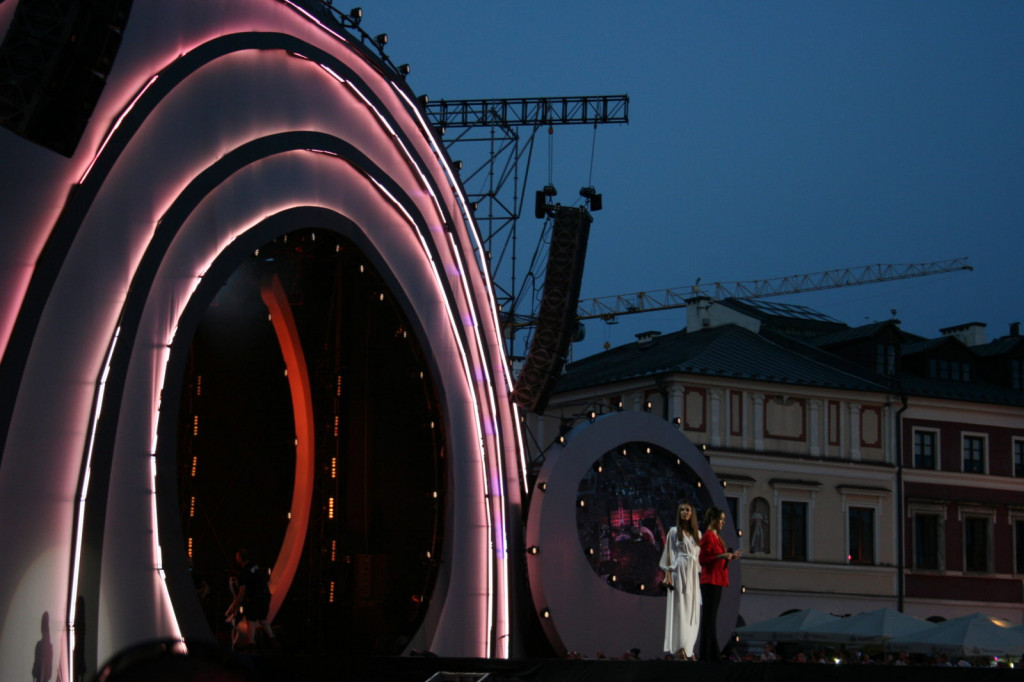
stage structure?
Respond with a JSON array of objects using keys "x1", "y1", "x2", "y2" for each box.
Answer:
[
  {"x1": 526, "y1": 411, "x2": 741, "y2": 658},
  {"x1": 0, "y1": 1, "x2": 527, "y2": 679}
]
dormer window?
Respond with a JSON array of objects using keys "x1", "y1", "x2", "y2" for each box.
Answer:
[
  {"x1": 875, "y1": 343, "x2": 896, "y2": 375},
  {"x1": 929, "y1": 358, "x2": 971, "y2": 381}
]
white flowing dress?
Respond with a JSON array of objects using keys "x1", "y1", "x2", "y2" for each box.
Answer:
[{"x1": 659, "y1": 527, "x2": 702, "y2": 657}]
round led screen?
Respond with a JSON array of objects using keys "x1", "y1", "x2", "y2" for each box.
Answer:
[{"x1": 575, "y1": 442, "x2": 705, "y2": 596}]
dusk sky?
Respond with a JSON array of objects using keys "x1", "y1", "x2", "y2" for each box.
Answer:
[{"x1": 365, "y1": 2, "x2": 1023, "y2": 359}]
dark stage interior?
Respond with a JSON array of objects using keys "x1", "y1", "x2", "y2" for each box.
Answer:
[{"x1": 176, "y1": 229, "x2": 446, "y2": 657}]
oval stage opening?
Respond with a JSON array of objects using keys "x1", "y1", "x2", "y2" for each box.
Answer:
[{"x1": 174, "y1": 228, "x2": 446, "y2": 655}]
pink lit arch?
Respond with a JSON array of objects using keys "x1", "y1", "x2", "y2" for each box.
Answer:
[{"x1": 0, "y1": 3, "x2": 524, "y2": 680}]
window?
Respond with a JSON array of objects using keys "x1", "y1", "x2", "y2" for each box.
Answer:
[
  {"x1": 913, "y1": 430, "x2": 937, "y2": 469},
  {"x1": 962, "y1": 435, "x2": 985, "y2": 474},
  {"x1": 726, "y1": 497, "x2": 739, "y2": 535},
  {"x1": 963, "y1": 516, "x2": 990, "y2": 572},
  {"x1": 1016, "y1": 520, "x2": 1024, "y2": 575},
  {"x1": 848, "y1": 507, "x2": 875, "y2": 564},
  {"x1": 929, "y1": 358, "x2": 971, "y2": 381},
  {"x1": 1015, "y1": 440, "x2": 1024, "y2": 478},
  {"x1": 876, "y1": 343, "x2": 896, "y2": 375},
  {"x1": 913, "y1": 513, "x2": 941, "y2": 570},
  {"x1": 781, "y1": 501, "x2": 808, "y2": 561}
]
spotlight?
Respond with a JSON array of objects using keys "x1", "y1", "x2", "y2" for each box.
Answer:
[
  {"x1": 721, "y1": 480, "x2": 728, "y2": 487},
  {"x1": 349, "y1": 7, "x2": 363, "y2": 25},
  {"x1": 588, "y1": 411, "x2": 597, "y2": 423},
  {"x1": 541, "y1": 608, "x2": 551, "y2": 619},
  {"x1": 527, "y1": 546, "x2": 540, "y2": 555},
  {"x1": 616, "y1": 401, "x2": 623, "y2": 411},
  {"x1": 644, "y1": 401, "x2": 652, "y2": 412},
  {"x1": 578, "y1": 499, "x2": 586, "y2": 508},
  {"x1": 454, "y1": 160, "x2": 463, "y2": 170},
  {"x1": 398, "y1": 63, "x2": 411, "y2": 76},
  {"x1": 586, "y1": 547, "x2": 595, "y2": 556},
  {"x1": 558, "y1": 435, "x2": 566, "y2": 446},
  {"x1": 579, "y1": 185, "x2": 603, "y2": 211},
  {"x1": 672, "y1": 417, "x2": 682, "y2": 426},
  {"x1": 375, "y1": 33, "x2": 388, "y2": 46},
  {"x1": 538, "y1": 482, "x2": 548, "y2": 492}
]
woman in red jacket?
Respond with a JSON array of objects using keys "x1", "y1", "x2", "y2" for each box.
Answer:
[{"x1": 698, "y1": 507, "x2": 741, "y2": 660}]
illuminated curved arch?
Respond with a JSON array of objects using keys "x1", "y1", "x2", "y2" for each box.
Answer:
[{"x1": 0, "y1": 9, "x2": 524, "y2": 680}]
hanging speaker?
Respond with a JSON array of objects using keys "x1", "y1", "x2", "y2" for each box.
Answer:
[{"x1": 512, "y1": 206, "x2": 592, "y2": 413}]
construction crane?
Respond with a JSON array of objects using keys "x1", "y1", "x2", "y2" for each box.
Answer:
[{"x1": 576, "y1": 258, "x2": 973, "y2": 323}]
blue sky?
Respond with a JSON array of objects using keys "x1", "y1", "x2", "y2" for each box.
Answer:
[{"x1": 364, "y1": 2, "x2": 1023, "y2": 359}]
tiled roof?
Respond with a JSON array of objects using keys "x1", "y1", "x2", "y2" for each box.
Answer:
[
  {"x1": 555, "y1": 322, "x2": 1024, "y2": 407},
  {"x1": 557, "y1": 324, "x2": 889, "y2": 394}
]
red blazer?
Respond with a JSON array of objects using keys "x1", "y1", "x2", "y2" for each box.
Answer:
[{"x1": 699, "y1": 531, "x2": 729, "y2": 586}]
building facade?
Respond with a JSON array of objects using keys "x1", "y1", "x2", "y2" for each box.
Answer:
[{"x1": 525, "y1": 298, "x2": 1024, "y2": 629}]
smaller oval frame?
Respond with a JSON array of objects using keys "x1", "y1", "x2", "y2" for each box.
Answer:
[{"x1": 525, "y1": 410, "x2": 740, "y2": 658}]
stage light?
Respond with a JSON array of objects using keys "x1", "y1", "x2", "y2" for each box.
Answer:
[
  {"x1": 541, "y1": 608, "x2": 551, "y2": 619},
  {"x1": 588, "y1": 411, "x2": 596, "y2": 423},
  {"x1": 610, "y1": 575, "x2": 617, "y2": 583},
  {"x1": 737, "y1": 530, "x2": 743, "y2": 537},
  {"x1": 375, "y1": 33, "x2": 388, "y2": 46},
  {"x1": 741, "y1": 585, "x2": 746, "y2": 594},
  {"x1": 558, "y1": 435, "x2": 566, "y2": 446},
  {"x1": 586, "y1": 547, "x2": 595, "y2": 556},
  {"x1": 645, "y1": 446, "x2": 651, "y2": 454},
  {"x1": 620, "y1": 447, "x2": 627, "y2": 456},
  {"x1": 672, "y1": 417, "x2": 681, "y2": 426},
  {"x1": 454, "y1": 160, "x2": 463, "y2": 170},
  {"x1": 579, "y1": 186, "x2": 602, "y2": 211},
  {"x1": 696, "y1": 481, "x2": 702, "y2": 488},
  {"x1": 527, "y1": 546, "x2": 539, "y2": 555},
  {"x1": 578, "y1": 499, "x2": 586, "y2": 508},
  {"x1": 616, "y1": 401, "x2": 623, "y2": 411},
  {"x1": 432, "y1": 491, "x2": 438, "y2": 499},
  {"x1": 644, "y1": 401, "x2": 652, "y2": 412},
  {"x1": 639, "y1": 583, "x2": 646, "y2": 591},
  {"x1": 721, "y1": 480, "x2": 727, "y2": 487},
  {"x1": 349, "y1": 7, "x2": 363, "y2": 23},
  {"x1": 700, "y1": 443, "x2": 707, "y2": 451},
  {"x1": 398, "y1": 64, "x2": 411, "y2": 76},
  {"x1": 538, "y1": 482, "x2": 548, "y2": 492}
]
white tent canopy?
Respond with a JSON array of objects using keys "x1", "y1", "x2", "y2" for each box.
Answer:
[
  {"x1": 735, "y1": 609, "x2": 840, "y2": 642},
  {"x1": 806, "y1": 608, "x2": 933, "y2": 646},
  {"x1": 884, "y1": 613, "x2": 1024, "y2": 658}
]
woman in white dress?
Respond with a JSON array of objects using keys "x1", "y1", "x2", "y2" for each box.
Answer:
[{"x1": 659, "y1": 501, "x2": 701, "y2": 660}]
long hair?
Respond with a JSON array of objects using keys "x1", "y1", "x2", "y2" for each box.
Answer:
[
  {"x1": 703, "y1": 506, "x2": 725, "y2": 533},
  {"x1": 675, "y1": 502, "x2": 700, "y2": 540}
]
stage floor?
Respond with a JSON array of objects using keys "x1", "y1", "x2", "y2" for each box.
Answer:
[{"x1": 251, "y1": 656, "x2": 1020, "y2": 682}]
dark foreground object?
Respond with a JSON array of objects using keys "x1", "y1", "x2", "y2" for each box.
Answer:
[
  {"x1": 93, "y1": 643, "x2": 1020, "y2": 682},
  {"x1": 254, "y1": 656, "x2": 1020, "y2": 682}
]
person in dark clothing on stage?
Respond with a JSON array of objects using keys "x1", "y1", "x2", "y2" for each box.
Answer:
[
  {"x1": 698, "y1": 507, "x2": 741, "y2": 661},
  {"x1": 226, "y1": 550, "x2": 275, "y2": 650}
]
